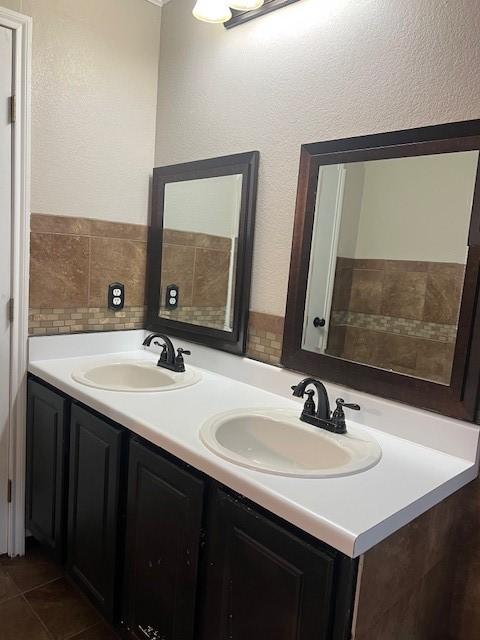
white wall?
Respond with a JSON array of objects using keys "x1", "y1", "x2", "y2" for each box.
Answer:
[
  {"x1": 353, "y1": 152, "x2": 478, "y2": 263},
  {"x1": 155, "y1": 0, "x2": 480, "y2": 316},
  {"x1": 164, "y1": 174, "x2": 242, "y2": 238},
  {"x1": 4, "y1": 0, "x2": 161, "y2": 224}
]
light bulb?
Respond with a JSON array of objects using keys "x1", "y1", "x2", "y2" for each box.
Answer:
[
  {"x1": 229, "y1": 0, "x2": 264, "y2": 9},
  {"x1": 193, "y1": 0, "x2": 232, "y2": 23}
]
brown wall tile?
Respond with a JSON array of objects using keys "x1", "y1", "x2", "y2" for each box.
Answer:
[
  {"x1": 31, "y1": 213, "x2": 147, "y2": 241},
  {"x1": 161, "y1": 243, "x2": 195, "y2": 306},
  {"x1": 30, "y1": 233, "x2": 89, "y2": 308},
  {"x1": 415, "y1": 339, "x2": 454, "y2": 384},
  {"x1": 423, "y1": 270, "x2": 464, "y2": 325},
  {"x1": 87, "y1": 219, "x2": 147, "y2": 242},
  {"x1": 30, "y1": 214, "x2": 92, "y2": 236},
  {"x1": 163, "y1": 228, "x2": 231, "y2": 251},
  {"x1": 192, "y1": 248, "x2": 230, "y2": 307},
  {"x1": 89, "y1": 237, "x2": 147, "y2": 307},
  {"x1": 331, "y1": 267, "x2": 353, "y2": 311},
  {"x1": 349, "y1": 270, "x2": 385, "y2": 314},
  {"x1": 381, "y1": 271, "x2": 427, "y2": 320},
  {"x1": 354, "y1": 490, "x2": 465, "y2": 640}
]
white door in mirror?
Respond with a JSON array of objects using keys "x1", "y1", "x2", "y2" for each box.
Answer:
[
  {"x1": 72, "y1": 360, "x2": 202, "y2": 392},
  {"x1": 200, "y1": 408, "x2": 381, "y2": 478}
]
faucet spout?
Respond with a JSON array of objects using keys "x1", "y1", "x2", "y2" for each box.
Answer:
[{"x1": 291, "y1": 377, "x2": 330, "y2": 421}]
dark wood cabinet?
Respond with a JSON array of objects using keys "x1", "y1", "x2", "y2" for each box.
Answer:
[
  {"x1": 26, "y1": 379, "x2": 69, "y2": 562},
  {"x1": 121, "y1": 439, "x2": 205, "y2": 640},
  {"x1": 67, "y1": 404, "x2": 124, "y2": 621},
  {"x1": 201, "y1": 489, "x2": 340, "y2": 640},
  {"x1": 27, "y1": 377, "x2": 357, "y2": 639}
]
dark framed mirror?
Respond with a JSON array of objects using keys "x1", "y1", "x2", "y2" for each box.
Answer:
[
  {"x1": 282, "y1": 120, "x2": 480, "y2": 420},
  {"x1": 146, "y1": 151, "x2": 259, "y2": 354}
]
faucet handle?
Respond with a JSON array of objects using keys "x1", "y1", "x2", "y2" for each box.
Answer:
[
  {"x1": 153, "y1": 341, "x2": 168, "y2": 362},
  {"x1": 175, "y1": 347, "x2": 191, "y2": 372},
  {"x1": 335, "y1": 398, "x2": 360, "y2": 412}
]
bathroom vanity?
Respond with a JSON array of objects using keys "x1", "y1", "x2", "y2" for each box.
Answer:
[{"x1": 26, "y1": 330, "x2": 479, "y2": 640}]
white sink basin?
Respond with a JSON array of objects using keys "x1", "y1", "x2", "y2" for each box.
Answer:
[
  {"x1": 200, "y1": 409, "x2": 381, "y2": 478},
  {"x1": 72, "y1": 360, "x2": 202, "y2": 392}
]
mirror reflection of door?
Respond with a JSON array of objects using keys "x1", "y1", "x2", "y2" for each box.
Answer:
[
  {"x1": 159, "y1": 174, "x2": 243, "y2": 332},
  {"x1": 304, "y1": 150, "x2": 479, "y2": 386}
]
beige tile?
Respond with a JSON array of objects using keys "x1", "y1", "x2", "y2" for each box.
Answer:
[
  {"x1": 0, "y1": 595, "x2": 50, "y2": 640},
  {"x1": 89, "y1": 237, "x2": 147, "y2": 307},
  {"x1": 30, "y1": 233, "x2": 89, "y2": 308},
  {"x1": 192, "y1": 248, "x2": 230, "y2": 307},
  {"x1": 248, "y1": 311, "x2": 284, "y2": 335},
  {"x1": 26, "y1": 577, "x2": 100, "y2": 640},
  {"x1": 381, "y1": 271, "x2": 427, "y2": 320}
]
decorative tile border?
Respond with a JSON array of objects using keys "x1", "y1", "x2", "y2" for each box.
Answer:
[
  {"x1": 247, "y1": 312, "x2": 284, "y2": 365},
  {"x1": 159, "y1": 305, "x2": 227, "y2": 329},
  {"x1": 29, "y1": 306, "x2": 146, "y2": 336},
  {"x1": 332, "y1": 310, "x2": 457, "y2": 343}
]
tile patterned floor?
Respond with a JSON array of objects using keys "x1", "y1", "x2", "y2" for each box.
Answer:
[{"x1": 0, "y1": 542, "x2": 119, "y2": 640}]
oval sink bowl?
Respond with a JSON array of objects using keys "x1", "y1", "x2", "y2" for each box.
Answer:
[
  {"x1": 200, "y1": 409, "x2": 381, "y2": 478},
  {"x1": 72, "y1": 360, "x2": 202, "y2": 392}
]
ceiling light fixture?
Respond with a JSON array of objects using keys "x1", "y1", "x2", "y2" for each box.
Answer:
[
  {"x1": 229, "y1": 0, "x2": 265, "y2": 10},
  {"x1": 192, "y1": 0, "x2": 232, "y2": 23}
]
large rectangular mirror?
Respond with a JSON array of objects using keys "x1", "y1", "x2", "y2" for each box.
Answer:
[
  {"x1": 146, "y1": 152, "x2": 258, "y2": 354},
  {"x1": 283, "y1": 121, "x2": 480, "y2": 419}
]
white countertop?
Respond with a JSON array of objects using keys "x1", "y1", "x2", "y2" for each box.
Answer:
[{"x1": 29, "y1": 331, "x2": 480, "y2": 558}]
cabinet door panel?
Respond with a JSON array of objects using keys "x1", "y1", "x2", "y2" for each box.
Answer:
[
  {"x1": 122, "y1": 439, "x2": 204, "y2": 640},
  {"x1": 201, "y1": 489, "x2": 336, "y2": 640},
  {"x1": 26, "y1": 380, "x2": 68, "y2": 561},
  {"x1": 68, "y1": 404, "x2": 123, "y2": 620}
]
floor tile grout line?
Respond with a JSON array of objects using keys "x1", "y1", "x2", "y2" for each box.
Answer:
[
  {"x1": 64, "y1": 620, "x2": 101, "y2": 640},
  {"x1": 0, "y1": 590, "x2": 22, "y2": 606},
  {"x1": 20, "y1": 593, "x2": 56, "y2": 640},
  {"x1": 20, "y1": 573, "x2": 65, "y2": 596}
]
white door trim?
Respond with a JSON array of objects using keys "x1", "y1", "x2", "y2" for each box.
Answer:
[{"x1": 0, "y1": 6, "x2": 31, "y2": 557}]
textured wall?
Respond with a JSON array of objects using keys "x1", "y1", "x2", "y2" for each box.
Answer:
[
  {"x1": 155, "y1": 0, "x2": 480, "y2": 316},
  {"x1": 6, "y1": 0, "x2": 161, "y2": 224}
]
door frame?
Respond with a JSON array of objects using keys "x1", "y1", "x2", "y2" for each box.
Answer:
[{"x1": 0, "y1": 6, "x2": 31, "y2": 557}]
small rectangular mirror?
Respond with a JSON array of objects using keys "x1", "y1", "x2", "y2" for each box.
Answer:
[
  {"x1": 146, "y1": 152, "x2": 258, "y2": 354},
  {"x1": 160, "y1": 174, "x2": 243, "y2": 332},
  {"x1": 283, "y1": 121, "x2": 480, "y2": 419}
]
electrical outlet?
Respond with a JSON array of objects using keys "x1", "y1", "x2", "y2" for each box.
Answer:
[{"x1": 108, "y1": 282, "x2": 125, "y2": 310}]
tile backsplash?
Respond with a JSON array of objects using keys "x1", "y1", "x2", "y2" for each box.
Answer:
[
  {"x1": 28, "y1": 214, "x2": 285, "y2": 365},
  {"x1": 30, "y1": 214, "x2": 147, "y2": 322},
  {"x1": 327, "y1": 257, "x2": 464, "y2": 384}
]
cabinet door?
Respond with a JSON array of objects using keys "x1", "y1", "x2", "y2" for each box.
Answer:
[
  {"x1": 67, "y1": 404, "x2": 123, "y2": 621},
  {"x1": 26, "y1": 379, "x2": 68, "y2": 562},
  {"x1": 122, "y1": 439, "x2": 205, "y2": 640},
  {"x1": 201, "y1": 489, "x2": 336, "y2": 640}
]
